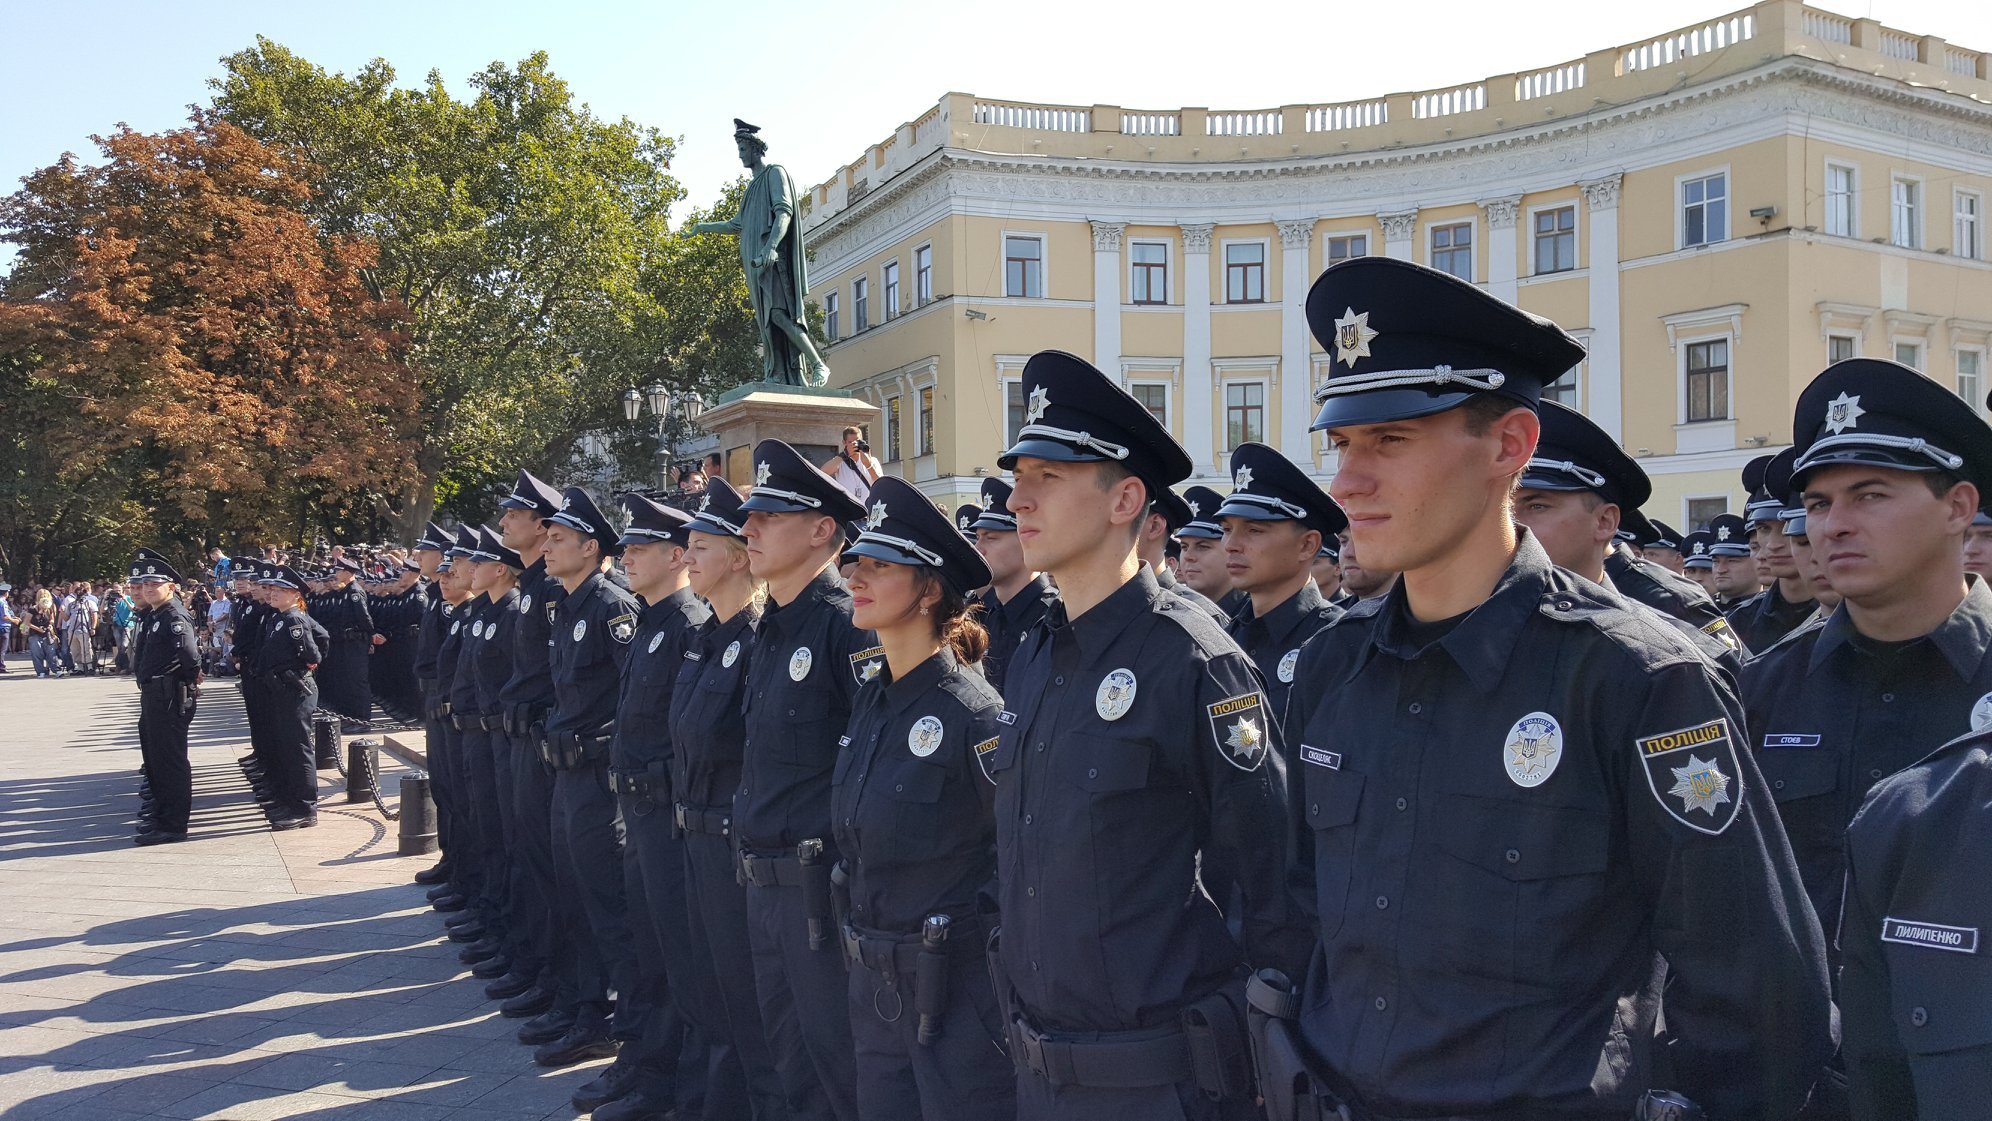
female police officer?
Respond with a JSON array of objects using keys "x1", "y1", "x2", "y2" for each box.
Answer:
[{"x1": 834, "y1": 475, "x2": 1014, "y2": 1121}]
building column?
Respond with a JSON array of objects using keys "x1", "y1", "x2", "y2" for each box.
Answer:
[
  {"x1": 1277, "y1": 219, "x2": 1317, "y2": 459},
  {"x1": 1581, "y1": 175, "x2": 1624, "y2": 439},
  {"x1": 1483, "y1": 195, "x2": 1522, "y2": 305},
  {"x1": 1181, "y1": 223, "x2": 1216, "y2": 474},
  {"x1": 1379, "y1": 210, "x2": 1418, "y2": 262},
  {"x1": 1090, "y1": 221, "x2": 1125, "y2": 376}
]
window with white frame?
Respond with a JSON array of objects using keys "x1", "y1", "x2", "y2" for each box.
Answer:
[
  {"x1": 1129, "y1": 382, "x2": 1169, "y2": 429},
  {"x1": 914, "y1": 244, "x2": 933, "y2": 305},
  {"x1": 1827, "y1": 333, "x2": 1857, "y2": 364},
  {"x1": 1686, "y1": 496, "x2": 1729, "y2": 532},
  {"x1": 1684, "y1": 338, "x2": 1729, "y2": 422},
  {"x1": 1431, "y1": 222, "x2": 1473, "y2": 281},
  {"x1": 1825, "y1": 163, "x2": 1857, "y2": 238},
  {"x1": 1895, "y1": 340, "x2": 1924, "y2": 370},
  {"x1": 1682, "y1": 172, "x2": 1728, "y2": 248},
  {"x1": 1223, "y1": 381, "x2": 1266, "y2": 450},
  {"x1": 1003, "y1": 379, "x2": 1026, "y2": 447},
  {"x1": 1224, "y1": 243, "x2": 1266, "y2": 303},
  {"x1": 1541, "y1": 367, "x2": 1580, "y2": 408},
  {"x1": 1891, "y1": 177, "x2": 1921, "y2": 249},
  {"x1": 1326, "y1": 234, "x2": 1367, "y2": 264},
  {"x1": 1533, "y1": 207, "x2": 1576, "y2": 274},
  {"x1": 918, "y1": 386, "x2": 934, "y2": 456},
  {"x1": 882, "y1": 260, "x2": 900, "y2": 320},
  {"x1": 1131, "y1": 242, "x2": 1168, "y2": 305},
  {"x1": 1957, "y1": 191, "x2": 1984, "y2": 261},
  {"x1": 882, "y1": 395, "x2": 900, "y2": 461},
  {"x1": 824, "y1": 292, "x2": 839, "y2": 341},
  {"x1": 1004, "y1": 235, "x2": 1043, "y2": 298},
  {"x1": 853, "y1": 276, "x2": 870, "y2": 332},
  {"x1": 1958, "y1": 349, "x2": 1984, "y2": 409}
]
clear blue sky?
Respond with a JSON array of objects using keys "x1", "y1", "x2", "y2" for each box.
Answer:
[{"x1": 0, "y1": 0, "x2": 1967, "y2": 259}]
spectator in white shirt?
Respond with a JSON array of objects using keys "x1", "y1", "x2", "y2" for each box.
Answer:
[{"x1": 821, "y1": 425, "x2": 883, "y2": 504}]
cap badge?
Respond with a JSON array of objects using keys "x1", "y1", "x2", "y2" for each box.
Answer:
[
  {"x1": 1716, "y1": 525, "x2": 1731, "y2": 541},
  {"x1": 755, "y1": 461, "x2": 772, "y2": 486},
  {"x1": 865, "y1": 501, "x2": 889, "y2": 531},
  {"x1": 1503, "y1": 711, "x2": 1563, "y2": 788},
  {"x1": 697, "y1": 493, "x2": 712, "y2": 512},
  {"x1": 722, "y1": 639, "x2": 742, "y2": 668},
  {"x1": 1024, "y1": 384, "x2": 1051, "y2": 425},
  {"x1": 908, "y1": 715, "x2": 944, "y2": 757},
  {"x1": 1824, "y1": 392, "x2": 1865, "y2": 436},
  {"x1": 1187, "y1": 499, "x2": 1200, "y2": 517},
  {"x1": 1096, "y1": 668, "x2": 1138, "y2": 721},
  {"x1": 789, "y1": 646, "x2": 813, "y2": 681},
  {"x1": 1233, "y1": 466, "x2": 1254, "y2": 491},
  {"x1": 958, "y1": 513, "x2": 972, "y2": 529},
  {"x1": 146, "y1": 565, "x2": 156, "y2": 575},
  {"x1": 1333, "y1": 308, "x2": 1378, "y2": 367}
]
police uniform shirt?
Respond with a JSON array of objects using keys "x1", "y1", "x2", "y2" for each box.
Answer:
[
  {"x1": 547, "y1": 570, "x2": 638, "y2": 740},
  {"x1": 1727, "y1": 581, "x2": 1816, "y2": 654},
  {"x1": 322, "y1": 580, "x2": 374, "y2": 641},
  {"x1": 448, "y1": 596, "x2": 490, "y2": 716},
  {"x1": 468, "y1": 588, "x2": 519, "y2": 717},
  {"x1": 976, "y1": 574, "x2": 1058, "y2": 696},
  {"x1": 1154, "y1": 563, "x2": 1230, "y2": 628},
  {"x1": 668, "y1": 607, "x2": 761, "y2": 813},
  {"x1": 1227, "y1": 578, "x2": 1342, "y2": 732},
  {"x1": 1284, "y1": 532, "x2": 1831, "y2": 1119},
  {"x1": 1216, "y1": 587, "x2": 1250, "y2": 621},
  {"x1": 413, "y1": 580, "x2": 445, "y2": 681},
  {"x1": 1602, "y1": 545, "x2": 1747, "y2": 673},
  {"x1": 832, "y1": 647, "x2": 1003, "y2": 932},
  {"x1": 134, "y1": 598, "x2": 199, "y2": 685},
  {"x1": 251, "y1": 605, "x2": 326, "y2": 679},
  {"x1": 610, "y1": 586, "x2": 711, "y2": 775},
  {"x1": 1740, "y1": 579, "x2": 1992, "y2": 938},
  {"x1": 233, "y1": 596, "x2": 268, "y2": 671},
  {"x1": 736, "y1": 567, "x2": 878, "y2": 851},
  {"x1": 499, "y1": 557, "x2": 561, "y2": 726},
  {"x1": 1840, "y1": 730, "x2": 1992, "y2": 1119},
  {"x1": 986, "y1": 565, "x2": 1309, "y2": 1033},
  {"x1": 435, "y1": 595, "x2": 468, "y2": 698}
]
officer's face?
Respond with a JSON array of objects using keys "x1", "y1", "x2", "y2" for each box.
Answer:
[
  {"x1": 1312, "y1": 555, "x2": 1342, "y2": 596},
  {"x1": 1325, "y1": 407, "x2": 1536, "y2": 577},
  {"x1": 973, "y1": 527, "x2": 1026, "y2": 586},
  {"x1": 1801, "y1": 464, "x2": 1977, "y2": 602},
  {"x1": 134, "y1": 582, "x2": 170, "y2": 608},
  {"x1": 684, "y1": 531, "x2": 748, "y2": 598},
  {"x1": 1963, "y1": 524, "x2": 1992, "y2": 578},
  {"x1": 1642, "y1": 546, "x2": 1685, "y2": 573},
  {"x1": 1711, "y1": 554, "x2": 1759, "y2": 596},
  {"x1": 1513, "y1": 489, "x2": 1615, "y2": 575},
  {"x1": 1007, "y1": 458, "x2": 1145, "y2": 575},
  {"x1": 468, "y1": 559, "x2": 500, "y2": 595},
  {"x1": 498, "y1": 507, "x2": 547, "y2": 552},
  {"x1": 541, "y1": 524, "x2": 598, "y2": 582},
  {"x1": 1175, "y1": 536, "x2": 1226, "y2": 598},
  {"x1": 1788, "y1": 534, "x2": 1841, "y2": 609},
  {"x1": 742, "y1": 510, "x2": 837, "y2": 582},
  {"x1": 847, "y1": 556, "x2": 929, "y2": 633},
  {"x1": 1749, "y1": 523, "x2": 1799, "y2": 581},
  {"x1": 620, "y1": 540, "x2": 685, "y2": 598},
  {"x1": 1685, "y1": 565, "x2": 1717, "y2": 594},
  {"x1": 414, "y1": 549, "x2": 441, "y2": 578},
  {"x1": 1220, "y1": 517, "x2": 1316, "y2": 596}
]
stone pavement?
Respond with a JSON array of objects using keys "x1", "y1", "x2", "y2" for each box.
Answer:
[{"x1": 0, "y1": 672, "x2": 609, "y2": 1120}]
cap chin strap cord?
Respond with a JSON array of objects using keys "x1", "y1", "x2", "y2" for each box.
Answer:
[
  {"x1": 1313, "y1": 365, "x2": 1507, "y2": 403},
  {"x1": 853, "y1": 531, "x2": 946, "y2": 568},
  {"x1": 1796, "y1": 433, "x2": 1964, "y2": 473},
  {"x1": 1016, "y1": 423, "x2": 1131, "y2": 461},
  {"x1": 1223, "y1": 492, "x2": 1313, "y2": 521},
  {"x1": 1524, "y1": 458, "x2": 1609, "y2": 490},
  {"x1": 747, "y1": 485, "x2": 824, "y2": 510}
]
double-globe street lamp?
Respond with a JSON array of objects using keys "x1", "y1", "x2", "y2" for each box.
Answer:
[{"x1": 621, "y1": 383, "x2": 705, "y2": 492}]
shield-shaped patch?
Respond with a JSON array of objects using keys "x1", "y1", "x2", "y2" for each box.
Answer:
[
  {"x1": 849, "y1": 645, "x2": 886, "y2": 685},
  {"x1": 608, "y1": 613, "x2": 637, "y2": 645},
  {"x1": 1639, "y1": 718, "x2": 1742, "y2": 836},
  {"x1": 1206, "y1": 691, "x2": 1269, "y2": 772}
]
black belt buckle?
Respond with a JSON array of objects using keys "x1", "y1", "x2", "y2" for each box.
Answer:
[{"x1": 1012, "y1": 1017, "x2": 1073, "y2": 1086}]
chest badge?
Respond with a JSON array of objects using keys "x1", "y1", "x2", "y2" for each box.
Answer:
[
  {"x1": 472, "y1": 620, "x2": 484, "y2": 638},
  {"x1": 151, "y1": 621, "x2": 160, "y2": 633},
  {"x1": 790, "y1": 646, "x2": 813, "y2": 681},
  {"x1": 572, "y1": 619, "x2": 587, "y2": 642},
  {"x1": 649, "y1": 632, "x2": 665, "y2": 654},
  {"x1": 1278, "y1": 649, "x2": 1301, "y2": 684},
  {"x1": 909, "y1": 715, "x2": 944, "y2": 757},
  {"x1": 450, "y1": 620, "x2": 461, "y2": 635},
  {"x1": 1972, "y1": 693, "x2": 1992, "y2": 732},
  {"x1": 485, "y1": 623, "x2": 499, "y2": 641},
  {"x1": 521, "y1": 594, "x2": 533, "y2": 614},
  {"x1": 722, "y1": 640, "x2": 741, "y2": 668},
  {"x1": 1096, "y1": 668, "x2": 1138, "y2": 721},
  {"x1": 1503, "y1": 712, "x2": 1563, "y2": 788}
]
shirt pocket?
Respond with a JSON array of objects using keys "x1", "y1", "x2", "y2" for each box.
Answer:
[
  {"x1": 1885, "y1": 939, "x2": 1992, "y2": 1094},
  {"x1": 1759, "y1": 749, "x2": 1841, "y2": 866},
  {"x1": 767, "y1": 687, "x2": 838, "y2": 767},
  {"x1": 1303, "y1": 766, "x2": 1365, "y2": 939},
  {"x1": 1430, "y1": 793, "x2": 1613, "y2": 989},
  {"x1": 1055, "y1": 737, "x2": 1151, "y2": 794},
  {"x1": 881, "y1": 759, "x2": 950, "y2": 859}
]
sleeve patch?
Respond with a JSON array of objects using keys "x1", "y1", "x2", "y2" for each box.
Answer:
[
  {"x1": 1207, "y1": 692, "x2": 1269, "y2": 772},
  {"x1": 849, "y1": 645, "x2": 885, "y2": 684},
  {"x1": 1638, "y1": 718, "x2": 1742, "y2": 836},
  {"x1": 608, "y1": 613, "x2": 637, "y2": 644},
  {"x1": 973, "y1": 736, "x2": 1002, "y2": 785}
]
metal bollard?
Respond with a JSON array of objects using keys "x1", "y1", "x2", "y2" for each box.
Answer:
[
  {"x1": 345, "y1": 740, "x2": 376, "y2": 803},
  {"x1": 313, "y1": 714, "x2": 341, "y2": 770},
  {"x1": 397, "y1": 773, "x2": 439, "y2": 856}
]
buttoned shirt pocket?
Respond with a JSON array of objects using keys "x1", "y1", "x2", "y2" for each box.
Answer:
[
  {"x1": 1304, "y1": 767, "x2": 1365, "y2": 939},
  {"x1": 880, "y1": 759, "x2": 949, "y2": 859},
  {"x1": 1885, "y1": 938, "x2": 1992, "y2": 1096},
  {"x1": 769, "y1": 688, "x2": 836, "y2": 766},
  {"x1": 1431, "y1": 794, "x2": 1612, "y2": 988},
  {"x1": 1760, "y1": 749, "x2": 1842, "y2": 875},
  {"x1": 1056, "y1": 736, "x2": 1150, "y2": 794}
]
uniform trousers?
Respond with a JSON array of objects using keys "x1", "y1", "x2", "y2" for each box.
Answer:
[
  {"x1": 457, "y1": 726, "x2": 510, "y2": 934},
  {"x1": 506, "y1": 731, "x2": 559, "y2": 987},
  {"x1": 850, "y1": 934, "x2": 1015, "y2": 1121},
  {"x1": 550, "y1": 759, "x2": 631, "y2": 1029},
  {"x1": 138, "y1": 679, "x2": 195, "y2": 834},
  {"x1": 252, "y1": 676, "x2": 317, "y2": 820},
  {"x1": 745, "y1": 878, "x2": 860, "y2": 1121},
  {"x1": 683, "y1": 830, "x2": 789, "y2": 1121},
  {"x1": 618, "y1": 794, "x2": 717, "y2": 1116},
  {"x1": 418, "y1": 685, "x2": 454, "y2": 870}
]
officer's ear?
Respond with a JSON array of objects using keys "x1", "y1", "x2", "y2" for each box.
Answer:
[
  {"x1": 1296, "y1": 527, "x2": 1322, "y2": 564},
  {"x1": 807, "y1": 515, "x2": 841, "y2": 551},
  {"x1": 1595, "y1": 501, "x2": 1622, "y2": 548},
  {"x1": 1485, "y1": 406, "x2": 1539, "y2": 491},
  {"x1": 1940, "y1": 479, "x2": 1981, "y2": 537}
]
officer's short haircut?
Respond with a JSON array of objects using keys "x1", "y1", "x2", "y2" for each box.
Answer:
[
  {"x1": 1457, "y1": 394, "x2": 1525, "y2": 436},
  {"x1": 1921, "y1": 469, "x2": 1967, "y2": 503}
]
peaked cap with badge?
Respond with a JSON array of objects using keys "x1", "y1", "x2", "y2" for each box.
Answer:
[
  {"x1": 954, "y1": 503, "x2": 982, "y2": 534},
  {"x1": 1521, "y1": 400, "x2": 1654, "y2": 544},
  {"x1": 1741, "y1": 454, "x2": 1785, "y2": 528},
  {"x1": 543, "y1": 486, "x2": 623, "y2": 555},
  {"x1": 1682, "y1": 531, "x2": 1716, "y2": 569},
  {"x1": 970, "y1": 478, "x2": 1020, "y2": 532},
  {"x1": 1217, "y1": 442, "x2": 1348, "y2": 540},
  {"x1": 1789, "y1": 358, "x2": 1992, "y2": 502},
  {"x1": 258, "y1": 563, "x2": 308, "y2": 591},
  {"x1": 685, "y1": 478, "x2": 749, "y2": 539},
  {"x1": 1174, "y1": 485, "x2": 1229, "y2": 541},
  {"x1": 498, "y1": 468, "x2": 563, "y2": 515},
  {"x1": 1706, "y1": 514, "x2": 1752, "y2": 557},
  {"x1": 997, "y1": 350, "x2": 1194, "y2": 498},
  {"x1": 445, "y1": 526, "x2": 480, "y2": 558},
  {"x1": 1306, "y1": 256, "x2": 1586, "y2": 430},
  {"x1": 469, "y1": 525, "x2": 524, "y2": 568},
  {"x1": 843, "y1": 476, "x2": 991, "y2": 597},
  {"x1": 128, "y1": 551, "x2": 183, "y2": 584},
  {"x1": 412, "y1": 521, "x2": 452, "y2": 553},
  {"x1": 739, "y1": 439, "x2": 867, "y2": 524},
  {"x1": 617, "y1": 493, "x2": 693, "y2": 548}
]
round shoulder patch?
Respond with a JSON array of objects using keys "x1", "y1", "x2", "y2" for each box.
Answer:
[
  {"x1": 649, "y1": 632, "x2": 665, "y2": 654},
  {"x1": 1504, "y1": 711, "x2": 1563, "y2": 788},
  {"x1": 1277, "y1": 649, "x2": 1301, "y2": 684},
  {"x1": 1096, "y1": 668, "x2": 1137, "y2": 721},
  {"x1": 789, "y1": 646, "x2": 813, "y2": 681},
  {"x1": 722, "y1": 640, "x2": 742, "y2": 668},
  {"x1": 909, "y1": 715, "x2": 945, "y2": 757}
]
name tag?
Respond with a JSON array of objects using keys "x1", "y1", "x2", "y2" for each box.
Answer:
[
  {"x1": 1881, "y1": 917, "x2": 1978, "y2": 954},
  {"x1": 837, "y1": 736, "x2": 852, "y2": 748},
  {"x1": 997, "y1": 711, "x2": 1017, "y2": 725},
  {"x1": 684, "y1": 651, "x2": 702, "y2": 661},
  {"x1": 1300, "y1": 745, "x2": 1342, "y2": 770},
  {"x1": 1763, "y1": 733, "x2": 1822, "y2": 748}
]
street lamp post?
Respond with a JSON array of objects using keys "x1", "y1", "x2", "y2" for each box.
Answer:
[{"x1": 626, "y1": 382, "x2": 704, "y2": 493}]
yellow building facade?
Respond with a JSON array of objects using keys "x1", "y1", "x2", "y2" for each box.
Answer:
[{"x1": 801, "y1": 0, "x2": 1992, "y2": 529}]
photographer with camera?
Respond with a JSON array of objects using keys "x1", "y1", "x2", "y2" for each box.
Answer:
[{"x1": 822, "y1": 425, "x2": 882, "y2": 504}]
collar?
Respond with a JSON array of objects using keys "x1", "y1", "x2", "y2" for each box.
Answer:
[
  {"x1": 991, "y1": 574, "x2": 1056, "y2": 621},
  {"x1": 1809, "y1": 575, "x2": 1992, "y2": 680},
  {"x1": 1045, "y1": 565, "x2": 1163, "y2": 665},
  {"x1": 1239, "y1": 579, "x2": 1331, "y2": 646},
  {"x1": 564, "y1": 571, "x2": 606, "y2": 616},
  {"x1": 641, "y1": 585, "x2": 701, "y2": 621},
  {"x1": 878, "y1": 647, "x2": 959, "y2": 716},
  {"x1": 763, "y1": 567, "x2": 846, "y2": 628},
  {"x1": 1370, "y1": 530, "x2": 1551, "y2": 692}
]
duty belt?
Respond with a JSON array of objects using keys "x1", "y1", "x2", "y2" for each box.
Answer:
[
  {"x1": 674, "y1": 802, "x2": 731, "y2": 837},
  {"x1": 608, "y1": 769, "x2": 663, "y2": 798},
  {"x1": 735, "y1": 849, "x2": 808, "y2": 888},
  {"x1": 1009, "y1": 1009, "x2": 1194, "y2": 1090},
  {"x1": 541, "y1": 729, "x2": 612, "y2": 770}
]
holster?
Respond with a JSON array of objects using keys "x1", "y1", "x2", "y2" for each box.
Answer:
[
  {"x1": 1245, "y1": 969, "x2": 1351, "y2": 1121},
  {"x1": 1182, "y1": 984, "x2": 1253, "y2": 1101},
  {"x1": 797, "y1": 839, "x2": 832, "y2": 951}
]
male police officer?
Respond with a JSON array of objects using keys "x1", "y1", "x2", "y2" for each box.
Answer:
[
  {"x1": 988, "y1": 351, "x2": 1307, "y2": 1121},
  {"x1": 1681, "y1": 529, "x2": 1719, "y2": 599},
  {"x1": 969, "y1": 477, "x2": 1058, "y2": 695},
  {"x1": 251, "y1": 564, "x2": 328, "y2": 830},
  {"x1": 1741, "y1": 357, "x2": 1992, "y2": 956},
  {"x1": 130, "y1": 552, "x2": 201, "y2": 845},
  {"x1": 1708, "y1": 513, "x2": 1761, "y2": 611},
  {"x1": 1268, "y1": 257, "x2": 1831, "y2": 1120},
  {"x1": 1729, "y1": 451, "x2": 1818, "y2": 651},
  {"x1": 1172, "y1": 484, "x2": 1239, "y2": 613},
  {"x1": 1638, "y1": 518, "x2": 1689, "y2": 574}
]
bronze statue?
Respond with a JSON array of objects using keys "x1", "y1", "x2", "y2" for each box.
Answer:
[{"x1": 692, "y1": 120, "x2": 828, "y2": 388}]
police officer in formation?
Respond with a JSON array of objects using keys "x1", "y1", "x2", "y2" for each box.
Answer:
[
  {"x1": 1216, "y1": 441, "x2": 1345, "y2": 724},
  {"x1": 965, "y1": 477, "x2": 1056, "y2": 694},
  {"x1": 129, "y1": 551, "x2": 201, "y2": 845},
  {"x1": 246, "y1": 563, "x2": 327, "y2": 829}
]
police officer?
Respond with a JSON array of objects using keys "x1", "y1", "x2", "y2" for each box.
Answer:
[
  {"x1": 596, "y1": 493, "x2": 723, "y2": 1121},
  {"x1": 670, "y1": 478, "x2": 789, "y2": 1121},
  {"x1": 1681, "y1": 529, "x2": 1719, "y2": 599},
  {"x1": 1171, "y1": 484, "x2": 1239, "y2": 614},
  {"x1": 250, "y1": 564, "x2": 328, "y2": 830},
  {"x1": 431, "y1": 530, "x2": 485, "y2": 925},
  {"x1": 1215, "y1": 442, "x2": 1345, "y2": 728},
  {"x1": 954, "y1": 503, "x2": 982, "y2": 538},
  {"x1": 1840, "y1": 727, "x2": 1992, "y2": 1119},
  {"x1": 1636, "y1": 517, "x2": 1689, "y2": 574},
  {"x1": 317, "y1": 557, "x2": 376, "y2": 730},
  {"x1": 407, "y1": 523, "x2": 454, "y2": 889},
  {"x1": 1139, "y1": 489, "x2": 1230, "y2": 627},
  {"x1": 1310, "y1": 541, "x2": 1346, "y2": 604},
  {"x1": 1741, "y1": 357, "x2": 1992, "y2": 958},
  {"x1": 1781, "y1": 503, "x2": 1842, "y2": 627},
  {"x1": 1966, "y1": 509, "x2": 1992, "y2": 579},
  {"x1": 457, "y1": 528, "x2": 526, "y2": 986},
  {"x1": 1707, "y1": 512, "x2": 1761, "y2": 611},
  {"x1": 130, "y1": 553, "x2": 201, "y2": 846},
  {"x1": 1728, "y1": 450, "x2": 1818, "y2": 651},
  {"x1": 968, "y1": 477, "x2": 1058, "y2": 695},
  {"x1": 232, "y1": 559, "x2": 271, "y2": 788},
  {"x1": 835, "y1": 476, "x2": 1015, "y2": 1121},
  {"x1": 987, "y1": 351, "x2": 1307, "y2": 1121},
  {"x1": 1271, "y1": 256, "x2": 1831, "y2": 1120},
  {"x1": 445, "y1": 530, "x2": 505, "y2": 954}
]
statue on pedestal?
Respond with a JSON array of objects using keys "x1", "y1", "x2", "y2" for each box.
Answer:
[{"x1": 692, "y1": 120, "x2": 829, "y2": 388}]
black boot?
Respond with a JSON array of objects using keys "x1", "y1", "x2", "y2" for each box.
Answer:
[
  {"x1": 498, "y1": 984, "x2": 555, "y2": 1017},
  {"x1": 570, "y1": 1053, "x2": 645, "y2": 1112},
  {"x1": 516, "y1": 1006, "x2": 576, "y2": 1045},
  {"x1": 534, "y1": 1020, "x2": 618, "y2": 1068}
]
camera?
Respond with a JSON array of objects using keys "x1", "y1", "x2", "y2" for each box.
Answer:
[{"x1": 855, "y1": 439, "x2": 871, "y2": 453}]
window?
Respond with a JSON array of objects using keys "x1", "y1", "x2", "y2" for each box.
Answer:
[
  {"x1": 1825, "y1": 163, "x2": 1857, "y2": 237},
  {"x1": 1828, "y1": 334, "x2": 1857, "y2": 364},
  {"x1": 1891, "y1": 177, "x2": 1921, "y2": 249},
  {"x1": 882, "y1": 261, "x2": 900, "y2": 320},
  {"x1": 1541, "y1": 372, "x2": 1579, "y2": 407},
  {"x1": 1958, "y1": 349, "x2": 1984, "y2": 408},
  {"x1": 918, "y1": 386, "x2": 934, "y2": 456},
  {"x1": 824, "y1": 292, "x2": 839, "y2": 341},
  {"x1": 1326, "y1": 234, "x2": 1367, "y2": 264},
  {"x1": 1687, "y1": 497, "x2": 1729, "y2": 532},
  {"x1": 1895, "y1": 341, "x2": 1924, "y2": 370},
  {"x1": 1130, "y1": 382, "x2": 1168, "y2": 428},
  {"x1": 1682, "y1": 173, "x2": 1727, "y2": 247},
  {"x1": 853, "y1": 276, "x2": 870, "y2": 332},
  {"x1": 1223, "y1": 382, "x2": 1265, "y2": 450},
  {"x1": 1004, "y1": 236, "x2": 1043, "y2": 297},
  {"x1": 1224, "y1": 243, "x2": 1265, "y2": 303},
  {"x1": 1533, "y1": 207, "x2": 1577, "y2": 274},
  {"x1": 914, "y1": 244, "x2": 933, "y2": 305},
  {"x1": 1131, "y1": 242, "x2": 1168, "y2": 304},
  {"x1": 1958, "y1": 191, "x2": 1984, "y2": 260},
  {"x1": 1004, "y1": 380, "x2": 1026, "y2": 446},
  {"x1": 1684, "y1": 339, "x2": 1729, "y2": 422},
  {"x1": 882, "y1": 395, "x2": 900, "y2": 461},
  {"x1": 1431, "y1": 222, "x2": 1473, "y2": 281}
]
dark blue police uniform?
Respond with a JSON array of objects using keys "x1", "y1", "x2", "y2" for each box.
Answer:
[
  {"x1": 250, "y1": 565, "x2": 328, "y2": 827},
  {"x1": 969, "y1": 477, "x2": 1057, "y2": 695},
  {"x1": 130, "y1": 554, "x2": 200, "y2": 844}
]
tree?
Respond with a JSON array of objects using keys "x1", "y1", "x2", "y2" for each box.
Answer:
[{"x1": 0, "y1": 119, "x2": 418, "y2": 581}]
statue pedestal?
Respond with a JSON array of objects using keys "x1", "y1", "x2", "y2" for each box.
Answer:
[{"x1": 699, "y1": 385, "x2": 879, "y2": 487}]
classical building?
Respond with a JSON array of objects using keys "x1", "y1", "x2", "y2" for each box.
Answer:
[{"x1": 800, "y1": 0, "x2": 1992, "y2": 528}]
